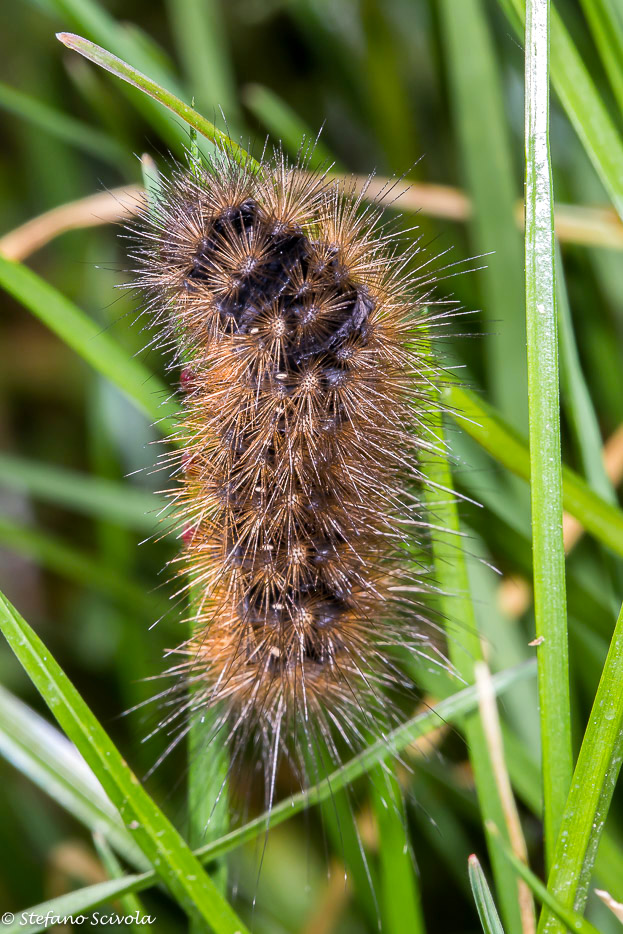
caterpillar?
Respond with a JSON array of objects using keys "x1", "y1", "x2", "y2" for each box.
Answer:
[{"x1": 129, "y1": 143, "x2": 451, "y2": 804}]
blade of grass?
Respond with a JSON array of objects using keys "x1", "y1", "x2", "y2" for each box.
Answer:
[
  {"x1": 475, "y1": 661, "x2": 536, "y2": 932},
  {"x1": 48, "y1": 0, "x2": 194, "y2": 149},
  {"x1": 0, "y1": 254, "x2": 176, "y2": 433},
  {"x1": 440, "y1": 0, "x2": 527, "y2": 429},
  {"x1": 556, "y1": 246, "x2": 615, "y2": 503},
  {"x1": 56, "y1": 34, "x2": 257, "y2": 171},
  {"x1": 539, "y1": 600, "x2": 623, "y2": 933},
  {"x1": 524, "y1": 0, "x2": 572, "y2": 868},
  {"x1": 0, "y1": 455, "x2": 160, "y2": 533},
  {"x1": 7, "y1": 876, "x2": 153, "y2": 934},
  {"x1": 444, "y1": 381, "x2": 623, "y2": 559},
  {"x1": 0, "y1": 81, "x2": 128, "y2": 171},
  {"x1": 165, "y1": 0, "x2": 241, "y2": 131},
  {"x1": 242, "y1": 84, "x2": 339, "y2": 170},
  {"x1": 92, "y1": 832, "x2": 149, "y2": 926},
  {"x1": 488, "y1": 824, "x2": 601, "y2": 934},
  {"x1": 360, "y1": 2, "x2": 418, "y2": 172},
  {"x1": 371, "y1": 764, "x2": 425, "y2": 934},
  {"x1": 421, "y1": 410, "x2": 524, "y2": 934},
  {"x1": 499, "y1": 0, "x2": 623, "y2": 221},
  {"x1": 0, "y1": 685, "x2": 147, "y2": 871},
  {"x1": 0, "y1": 516, "x2": 163, "y2": 617},
  {"x1": 4, "y1": 662, "x2": 536, "y2": 931},
  {"x1": 0, "y1": 590, "x2": 250, "y2": 934},
  {"x1": 468, "y1": 854, "x2": 506, "y2": 934},
  {"x1": 578, "y1": 0, "x2": 623, "y2": 115}
]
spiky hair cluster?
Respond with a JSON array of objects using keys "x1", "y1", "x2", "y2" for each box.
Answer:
[{"x1": 130, "y1": 144, "x2": 451, "y2": 801}]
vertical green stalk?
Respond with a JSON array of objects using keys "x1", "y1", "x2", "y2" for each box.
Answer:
[
  {"x1": 422, "y1": 407, "x2": 523, "y2": 934},
  {"x1": 440, "y1": 0, "x2": 527, "y2": 430},
  {"x1": 370, "y1": 764, "x2": 425, "y2": 934},
  {"x1": 524, "y1": 0, "x2": 572, "y2": 869},
  {"x1": 539, "y1": 600, "x2": 623, "y2": 933}
]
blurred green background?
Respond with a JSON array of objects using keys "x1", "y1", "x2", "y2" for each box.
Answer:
[{"x1": 1, "y1": 0, "x2": 622, "y2": 931}]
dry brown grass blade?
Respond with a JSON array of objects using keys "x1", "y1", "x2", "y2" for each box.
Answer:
[
  {"x1": 475, "y1": 661, "x2": 536, "y2": 934},
  {"x1": 0, "y1": 186, "x2": 142, "y2": 261}
]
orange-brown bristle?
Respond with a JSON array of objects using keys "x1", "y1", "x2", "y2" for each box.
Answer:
[{"x1": 130, "y1": 145, "x2": 450, "y2": 798}]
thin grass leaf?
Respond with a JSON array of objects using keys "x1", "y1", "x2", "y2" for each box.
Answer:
[
  {"x1": 469, "y1": 854, "x2": 506, "y2": 934},
  {"x1": 6, "y1": 876, "x2": 152, "y2": 934},
  {"x1": 6, "y1": 662, "x2": 536, "y2": 931},
  {"x1": 578, "y1": 0, "x2": 623, "y2": 116},
  {"x1": 165, "y1": 0, "x2": 241, "y2": 131},
  {"x1": 488, "y1": 824, "x2": 601, "y2": 934},
  {"x1": 0, "y1": 455, "x2": 160, "y2": 532},
  {"x1": 0, "y1": 254, "x2": 175, "y2": 432},
  {"x1": 556, "y1": 247, "x2": 615, "y2": 503},
  {"x1": 242, "y1": 84, "x2": 340, "y2": 170},
  {"x1": 140, "y1": 153, "x2": 162, "y2": 217},
  {"x1": 0, "y1": 81, "x2": 128, "y2": 170},
  {"x1": 440, "y1": 0, "x2": 527, "y2": 428},
  {"x1": 48, "y1": 0, "x2": 194, "y2": 149},
  {"x1": 0, "y1": 590, "x2": 250, "y2": 934},
  {"x1": 0, "y1": 685, "x2": 147, "y2": 871},
  {"x1": 499, "y1": 0, "x2": 623, "y2": 221},
  {"x1": 445, "y1": 381, "x2": 623, "y2": 559},
  {"x1": 0, "y1": 516, "x2": 163, "y2": 616},
  {"x1": 371, "y1": 764, "x2": 425, "y2": 934},
  {"x1": 421, "y1": 408, "x2": 524, "y2": 934},
  {"x1": 500, "y1": 723, "x2": 623, "y2": 902},
  {"x1": 92, "y1": 832, "x2": 149, "y2": 926},
  {"x1": 56, "y1": 33, "x2": 257, "y2": 170},
  {"x1": 539, "y1": 600, "x2": 623, "y2": 933},
  {"x1": 524, "y1": 0, "x2": 572, "y2": 867}
]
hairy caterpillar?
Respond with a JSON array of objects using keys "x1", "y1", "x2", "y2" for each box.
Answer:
[{"x1": 130, "y1": 143, "x2": 452, "y2": 805}]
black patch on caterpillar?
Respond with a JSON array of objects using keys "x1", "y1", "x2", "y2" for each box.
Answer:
[{"x1": 184, "y1": 202, "x2": 375, "y2": 365}]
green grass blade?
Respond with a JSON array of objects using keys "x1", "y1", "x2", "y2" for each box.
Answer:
[
  {"x1": 92, "y1": 832, "x2": 149, "y2": 926},
  {"x1": 166, "y1": 0, "x2": 241, "y2": 130},
  {"x1": 421, "y1": 410, "x2": 524, "y2": 934},
  {"x1": 371, "y1": 765, "x2": 425, "y2": 934},
  {"x1": 56, "y1": 33, "x2": 257, "y2": 170},
  {"x1": 6, "y1": 662, "x2": 536, "y2": 929},
  {"x1": 524, "y1": 0, "x2": 572, "y2": 868},
  {"x1": 140, "y1": 153, "x2": 162, "y2": 216},
  {"x1": 0, "y1": 590, "x2": 250, "y2": 934},
  {"x1": 0, "y1": 685, "x2": 147, "y2": 871},
  {"x1": 500, "y1": 0, "x2": 623, "y2": 221},
  {"x1": 445, "y1": 381, "x2": 623, "y2": 558},
  {"x1": 579, "y1": 0, "x2": 623, "y2": 115},
  {"x1": 0, "y1": 515, "x2": 161, "y2": 616},
  {"x1": 242, "y1": 84, "x2": 339, "y2": 170},
  {"x1": 440, "y1": 0, "x2": 527, "y2": 428},
  {"x1": 556, "y1": 247, "x2": 615, "y2": 503},
  {"x1": 539, "y1": 600, "x2": 623, "y2": 932},
  {"x1": 0, "y1": 254, "x2": 175, "y2": 432},
  {"x1": 47, "y1": 0, "x2": 194, "y2": 149},
  {"x1": 0, "y1": 455, "x2": 160, "y2": 532},
  {"x1": 6, "y1": 875, "x2": 152, "y2": 934},
  {"x1": 488, "y1": 824, "x2": 601, "y2": 934},
  {"x1": 0, "y1": 81, "x2": 127, "y2": 170},
  {"x1": 468, "y1": 854, "x2": 506, "y2": 934}
]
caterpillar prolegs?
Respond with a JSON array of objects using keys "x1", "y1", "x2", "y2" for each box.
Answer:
[{"x1": 130, "y1": 145, "x2": 451, "y2": 801}]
